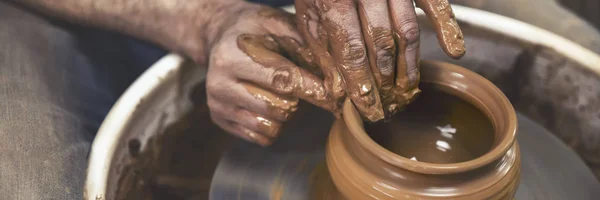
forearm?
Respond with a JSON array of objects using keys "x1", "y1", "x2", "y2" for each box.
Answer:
[{"x1": 11, "y1": 0, "x2": 248, "y2": 64}]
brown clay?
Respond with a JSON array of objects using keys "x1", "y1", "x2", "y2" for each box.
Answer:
[
  {"x1": 242, "y1": 82, "x2": 298, "y2": 120},
  {"x1": 326, "y1": 60, "x2": 520, "y2": 199},
  {"x1": 272, "y1": 35, "x2": 323, "y2": 77},
  {"x1": 253, "y1": 113, "x2": 283, "y2": 137},
  {"x1": 356, "y1": 2, "x2": 397, "y2": 118},
  {"x1": 115, "y1": 83, "x2": 236, "y2": 199},
  {"x1": 294, "y1": 0, "x2": 468, "y2": 122},
  {"x1": 295, "y1": 1, "x2": 346, "y2": 117},
  {"x1": 415, "y1": 0, "x2": 466, "y2": 59},
  {"x1": 389, "y1": 30, "x2": 422, "y2": 116},
  {"x1": 361, "y1": 27, "x2": 396, "y2": 96},
  {"x1": 237, "y1": 34, "x2": 340, "y2": 114},
  {"x1": 322, "y1": 19, "x2": 386, "y2": 122}
]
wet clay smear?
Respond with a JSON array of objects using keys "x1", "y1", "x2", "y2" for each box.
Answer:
[
  {"x1": 366, "y1": 83, "x2": 494, "y2": 164},
  {"x1": 115, "y1": 83, "x2": 235, "y2": 200}
]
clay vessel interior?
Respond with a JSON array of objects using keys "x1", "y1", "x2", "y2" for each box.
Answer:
[{"x1": 325, "y1": 60, "x2": 520, "y2": 199}]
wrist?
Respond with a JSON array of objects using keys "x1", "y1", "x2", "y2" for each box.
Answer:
[{"x1": 163, "y1": 0, "x2": 253, "y2": 65}]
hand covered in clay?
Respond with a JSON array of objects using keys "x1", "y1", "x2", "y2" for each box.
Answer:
[
  {"x1": 295, "y1": 0, "x2": 466, "y2": 121},
  {"x1": 206, "y1": 3, "x2": 336, "y2": 146}
]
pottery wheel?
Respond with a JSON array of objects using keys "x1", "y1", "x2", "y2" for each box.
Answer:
[{"x1": 209, "y1": 104, "x2": 600, "y2": 200}]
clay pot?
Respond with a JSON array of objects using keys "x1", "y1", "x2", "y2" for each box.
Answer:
[{"x1": 326, "y1": 60, "x2": 520, "y2": 199}]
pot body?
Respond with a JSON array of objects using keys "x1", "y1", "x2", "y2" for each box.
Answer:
[
  {"x1": 326, "y1": 119, "x2": 520, "y2": 199},
  {"x1": 325, "y1": 61, "x2": 521, "y2": 199}
]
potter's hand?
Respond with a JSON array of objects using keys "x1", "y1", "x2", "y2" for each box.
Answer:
[
  {"x1": 12, "y1": 0, "x2": 336, "y2": 145},
  {"x1": 207, "y1": 4, "x2": 338, "y2": 146},
  {"x1": 295, "y1": 0, "x2": 466, "y2": 121}
]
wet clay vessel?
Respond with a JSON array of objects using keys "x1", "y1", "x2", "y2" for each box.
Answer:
[{"x1": 326, "y1": 60, "x2": 520, "y2": 199}]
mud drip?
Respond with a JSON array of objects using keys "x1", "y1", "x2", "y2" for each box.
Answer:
[
  {"x1": 237, "y1": 33, "x2": 340, "y2": 114},
  {"x1": 115, "y1": 84, "x2": 235, "y2": 200}
]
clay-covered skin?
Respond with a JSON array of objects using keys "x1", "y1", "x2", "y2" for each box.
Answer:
[
  {"x1": 236, "y1": 33, "x2": 339, "y2": 113},
  {"x1": 295, "y1": 0, "x2": 466, "y2": 121},
  {"x1": 242, "y1": 83, "x2": 299, "y2": 120},
  {"x1": 207, "y1": 5, "x2": 342, "y2": 146},
  {"x1": 242, "y1": 83, "x2": 292, "y2": 137},
  {"x1": 212, "y1": 0, "x2": 467, "y2": 145},
  {"x1": 415, "y1": 0, "x2": 466, "y2": 58}
]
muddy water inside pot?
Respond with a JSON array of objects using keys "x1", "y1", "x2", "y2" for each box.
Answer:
[{"x1": 366, "y1": 83, "x2": 495, "y2": 164}]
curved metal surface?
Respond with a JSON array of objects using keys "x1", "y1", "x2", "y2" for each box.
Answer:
[
  {"x1": 452, "y1": 0, "x2": 600, "y2": 54},
  {"x1": 85, "y1": 54, "x2": 185, "y2": 200},
  {"x1": 84, "y1": 55, "x2": 206, "y2": 200},
  {"x1": 86, "y1": 4, "x2": 600, "y2": 200}
]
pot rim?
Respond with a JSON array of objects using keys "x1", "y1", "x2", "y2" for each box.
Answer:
[{"x1": 342, "y1": 61, "x2": 518, "y2": 174}]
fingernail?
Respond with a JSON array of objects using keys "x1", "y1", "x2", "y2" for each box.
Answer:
[
  {"x1": 446, "y1": 20, "x2": 466, "y2": 59},
  {"x1": 452, "y1": 45, "x2": 465, "y2": 58},
  {"x1": 359, "y1": 83, "x2": 372, "y2": 95},
  {"x1": 393, "y1": 87, "x2": 421, "y2": 107},
  {"x1": 242, "y1": 82, "x2": 299, "y2": 113},
  {"x1": 404, "y1": 88, "x2": 421, "y2": 104},
  {"x1": 246, "y1": 130, "x2": 271, "y2": 147},
  {"x1": 362, "y1": 110, "x2": 385, "y2": 122},
  {"x1": 281, "y1": 111, "x2": 291, "y2": 120},
  {"x1": 268, "y1": 107, "x2": 293, "y2": 121},
  {"x1": 272, "y1": 68, "x2": 294, "y2": 94},
  {"x1": 256, "y1": 116, "x2": 282, "y2": 138},
  {"x1": 387, "y1": 103, "x2": 399, "y2": 115},
  {"x1": 353, "y1": 81, "x2": 385, "y2": 122},
  {"x1": 357, "y1": 82, "x2": 376, "y2": 106}
]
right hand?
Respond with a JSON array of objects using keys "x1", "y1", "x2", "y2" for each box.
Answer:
[{"x1": 295, "y1": 0, "x2": 466, "y2": 122}]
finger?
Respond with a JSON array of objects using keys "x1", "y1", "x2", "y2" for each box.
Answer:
[
  {"x1": 211, "y1": 115, "x2": 272, "y2": 146},
  {"x1": 209, "y1": 100, "x2": 283, "y2": 138},
  {"x1": 356, "y1": 0, "x2": 396, "y2": 112},
  {"x1": 295, "y1": 0, "x2": 328, "y2": 48},
  {"x1": 415, "y1": 0, "x2": 466, "y2": 59},
  {"x1": 388, "y1": 0, "x2": 422, "y2": 114},
  {"x1": 272, "y1": 35, "x2": 322, "y2": 77},
  {"x1": 320, "y1": 0, "x2": 384, "y2": 122},
  {"x1": 272, "y1": 35, "x2": 345, "y2": 118},
  {"x1": 206, "y1": 79, "x2": 297, "y2": 121},
  {"x1": 235, "y1": 34, "x2": 339, "y2": 113},
  {"x1": 295, "y1": 0, "x2": 346, "y2": 115},
  {"x1": 255, "y1": 6, "x2": 300, "y2": 40},
  {"x1": 240, "y1": 83, "x2": 299, "y2": 121},
  {"x1": 248, "y1": 113, "x2": 283, "y2": 138}
]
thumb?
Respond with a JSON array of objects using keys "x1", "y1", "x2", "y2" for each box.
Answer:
[{"x1": 235, "y1": 34, "x2": 341, "y2": 114}]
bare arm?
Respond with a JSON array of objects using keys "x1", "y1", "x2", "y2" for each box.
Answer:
[{"x1": 11, "y1": 0, "x2": 248, "y2": 64}]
